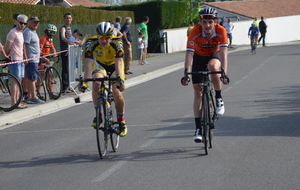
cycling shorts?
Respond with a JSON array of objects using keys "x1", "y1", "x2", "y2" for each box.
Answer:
[
  {"x1": 92, "y1": 62, "x2": 125, "y2": 81},
  {"x1": 192, "y1": 52, "x2": 220, "y2": 84}
]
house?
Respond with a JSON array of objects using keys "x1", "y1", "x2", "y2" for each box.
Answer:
[
  {"x1": 0, "y1": 0, "x2": 109, "y2": 7},
  {"x1": 202, "y1": 0, "x2": 300, "y2": 21}
]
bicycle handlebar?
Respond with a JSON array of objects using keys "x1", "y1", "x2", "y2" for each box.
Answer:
[{"x1": 185, "y1": 67, "x2": 230, "y2": 84}]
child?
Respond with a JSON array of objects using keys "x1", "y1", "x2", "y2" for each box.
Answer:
[
  {"x1": 137, "y1": 32, "x2": 144, "y2": 65},
  {"x1": 69, "y1": 29, "x2": 90, "y2": 47}
]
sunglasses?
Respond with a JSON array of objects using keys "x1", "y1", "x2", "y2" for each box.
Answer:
[
  {"x1": 19, "y1": 21, "x2": 27, "y2": 25},
  {"x1": 98, "y1": 35, "x2": 112, "y2": 40},
  {"x1": 200, "y1": 15, "x2": 216, "y2": 19},
  {"x1": 48, "y1": 31, "x2": 56, "y2": 35}
]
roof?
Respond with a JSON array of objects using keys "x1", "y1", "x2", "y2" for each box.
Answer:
[
  {"x1": 203, "y1": 0, "x2": 300, "y2": 19},
  {"x1": 0, "y1": 0, "x2": 109, "y2": 7}
]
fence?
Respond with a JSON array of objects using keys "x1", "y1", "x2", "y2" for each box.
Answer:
[{"x1": 68, "y1": 45, "x2": 83, "y2": 92}]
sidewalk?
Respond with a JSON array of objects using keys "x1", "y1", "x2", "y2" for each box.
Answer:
[
  {"x1": 0, "y1": 52, "x2": 186, "y2": 127},
  {"x1": 0, "y1": 44, "x2": 263, "y2": 127}
]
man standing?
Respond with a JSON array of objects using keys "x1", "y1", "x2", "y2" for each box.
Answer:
[
  {"x1": 23, "y1": 16, "x2": 44, "y2": 104},
  {"x1": 223, "y1": 18, "x2": 234, "y2": 48},
  {"x1": 258, "y1": 16, "x2": 267, "y2": 46},
  {"x1": 121, "y1": 17, "x2": 133, "y2": 75},
  {"x1": 137, "y1": 16, "x2": 149, "y2": 65},
  {"x1": 4, "y1": 14, "x2": 28, "y2": 109},
  {"x1": 59, "y1": 12, "x2": 74, "y2": 93},
  {"x1": 114, "y1": 16, "x2": 122, "y2": 31}
]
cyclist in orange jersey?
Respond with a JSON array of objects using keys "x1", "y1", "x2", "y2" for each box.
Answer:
[{"x1": 181, "y1": 8, "x2": 229, "y2": 142}]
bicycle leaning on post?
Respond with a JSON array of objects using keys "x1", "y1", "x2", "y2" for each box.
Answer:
[
  {"x1": 0, "y1": 59, "x2": 23, "y2": 112},
  {"x1": 77, "y1": 74, "x2": 121, "y2": 159},
  {"x1": 185, "y1": 67, "x2": 229, "y2": 155}
]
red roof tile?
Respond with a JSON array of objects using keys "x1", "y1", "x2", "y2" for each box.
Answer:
[{"x1": 203, "y1": 0, "x2": 300, "y2": 18}]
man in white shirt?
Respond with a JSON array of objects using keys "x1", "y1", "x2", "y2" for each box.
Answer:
[{"x1": 223, "y1": 18, "x2": 234, "y2": 48}]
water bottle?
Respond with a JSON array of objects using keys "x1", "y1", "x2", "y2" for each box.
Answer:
[{"x1": 3, "y1": 66, "x2": 8, "y2": 79}]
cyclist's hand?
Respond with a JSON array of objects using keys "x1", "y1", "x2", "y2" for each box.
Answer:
[
  {"x1": 220, "y1": 74, "x2": 230, "y2": 85},
  {"x1": 79, "y1": 82, "x2": 88, "y2": 92},
  {"x1": 117, "y1": 78, "x2": 125, "y2": 92},
  {"x1": 45, "y1": 58, "x2": 51, "y2": 65},
  {"x1": 181, "y1": 76, "x2": 190, "y2": 86}
]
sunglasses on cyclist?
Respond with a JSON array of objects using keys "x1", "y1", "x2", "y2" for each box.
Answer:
[
  {"x1": 19, "y1": 21, "x2": 27, "y2": 25},
  {"x1": 200, "y1": 15, "x2": 216, "y2": 19},
  {"x1": 98, "y1": 35, "x2": 112, "y2": 40},
  {"x1": 48, "y1": 31, "x2": 56, "y2": 35}
]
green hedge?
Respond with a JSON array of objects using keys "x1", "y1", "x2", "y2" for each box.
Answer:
[{"x1": 0, "y1": 3, "x2": 134, "y2": 25}]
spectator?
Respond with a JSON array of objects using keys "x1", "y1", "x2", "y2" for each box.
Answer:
[
  {"x1": 137, "y1": 16, "x2": 150, "y2": 65},
  {"x1": 219, "y1": 17, "x2": 226, "y2": 26},
  {"x1": 187, "y1": 21, "x2": 195, "y2": 37},
  {"x1": 121, "y1": 17, "x2": 133, "y2": 75},
  {"x1": 59, "y1": 12, "x2": 74, "y2": 93},
  {"x1": 0, "y1": 43, "x2": 9, "y2": 59},
  {"x1": 223, "y1": 18, "x2": 234, "y2": 48},
  {"x1": 109, "y1": 20, "x2": 122, "y2": 37},
  {"x1": 137, "y1": 32, "x2": 144, "y2": 65},
  {"x1": 253, "y1": 16, "x2": 259, "y2": 27},
  {"x1": 23, "y1": 16, "x2": 44, "y2": 104},
  {"x1": 4, "y1": 14, "x2": 28, "y2": 109},
  {"x1": 69, "y1": 29, "x2": 90, "y2": 47},
  {"x1": 258, "y1": 16, "x2": 267, "y2": 47},
  {"x1": 114, "y1": 16, "x2": 122, "y2": 31}
]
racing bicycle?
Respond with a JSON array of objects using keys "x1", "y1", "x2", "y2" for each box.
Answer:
[
  {"x1": 185, "y1": 68, "x2": 229, "y2": 155},
  {"x1": 77, "y1": 74, "x2": 121, "y2": 159}
]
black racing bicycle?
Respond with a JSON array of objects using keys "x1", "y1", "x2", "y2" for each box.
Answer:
[
  {"x1": 0, "y1": 59, "x2": 23, "y2": 112},
  {"x1": 185, "y1": 68, "x2": 229, "y2": 155},
  {"x1": 77, "y1": 74, "x2": 121, "y2": 159}
]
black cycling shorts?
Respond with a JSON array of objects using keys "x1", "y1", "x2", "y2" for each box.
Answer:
[{"x1": 192, "y1": 52, "x2": 220, "y2": 84}]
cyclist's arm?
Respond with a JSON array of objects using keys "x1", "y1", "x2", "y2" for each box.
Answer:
[
  {"x1": 219, "y1": 46, "x2": 228, "y2": 75},
  {"x1": 115, "y1": 57, "x2": 123, "y2": 78},
  {"x1": 84, "y1": 57, "x2": 93, "y2": 79},
  {"x1": 184, "y1": 51, "x2": 194, "y2": 74}
]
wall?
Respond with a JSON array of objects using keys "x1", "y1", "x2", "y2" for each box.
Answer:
[{"x1": 159, "y1": 15, "x2": 300, "y2": 53}]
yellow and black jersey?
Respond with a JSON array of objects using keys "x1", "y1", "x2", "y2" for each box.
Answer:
[{"x1": 85, "y1": 35, "x2": 124, "y2": 66}]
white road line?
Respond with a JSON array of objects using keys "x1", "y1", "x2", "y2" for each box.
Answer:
[
  {"x1": 139, "y1": 131, "x2": 168, "y2": 148},
  {"x1": 91, "y1": 156, "x2": 134, "y2": 183}
]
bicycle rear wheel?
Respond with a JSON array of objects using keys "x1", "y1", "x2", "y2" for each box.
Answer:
[
  {"x1": 36, "y1": 72, "x2": 47, "y2": 102},
  {"x1": 109, "y1": 96, "x2": 119, "y2": 152},
  {"x1": 0, "y1": 73, "x2": 23, "y2": 112},
  {"x1": 96, "y1": 99, "x2": 108, "y2": 159},
  {"x1": 202, "y1": 93, "x2": 210, "y2": 155},
  {"x1": 45, "y1": 67, "x2": 62, "y2": 100}
]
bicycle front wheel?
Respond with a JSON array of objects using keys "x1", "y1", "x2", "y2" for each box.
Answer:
[
  {"x1": 202, "y1": 93, "x2": 210, "y2": 155},
  {"x1": 36, "y1": 72, "x2": 47, "y2": 102},
  {"x1": 45, "y1": 67, "x2": 62, "y2": 100},
  {"x1": 110, "y1": 96, "x2": 119, "y2": 152},
  {"x1": 0, "y1": 73, "x2": 23, "y2": 112},
  {"x1": 96, "y1": 99, "x2": 108, "y2": 159}
]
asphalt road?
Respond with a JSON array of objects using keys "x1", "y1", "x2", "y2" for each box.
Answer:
[{"x1": 0, "y1": 43, "x2": 300, "y2": 190}]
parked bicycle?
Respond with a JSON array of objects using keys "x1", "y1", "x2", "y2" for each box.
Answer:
[
  {"x1": 36, "y1": 56, "x2": 62, "y2": 101},
  {"x1": 77, "y1": 74, "x2": 121, "y2": 159},
  {"x1": 0, "y1": 59, "x2": 23, "y2": 112},
  {"x1": 185, "y1": 67, "x2": 229, "y2": 155}
]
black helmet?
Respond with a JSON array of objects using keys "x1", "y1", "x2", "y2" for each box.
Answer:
[
  {"x1": 199, "y1": 7, "x2": 218, "y2": 18},
  {"x1": 96, "y1": 22, "x2": 114, "y2": 36}
]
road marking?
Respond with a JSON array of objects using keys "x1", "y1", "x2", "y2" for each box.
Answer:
[
  {"x1": 139, "y1": 131, "x2": 168, "y2": 148},
  {"x1": 91, "y1": 156, "x2": 134, "y2": 183}
]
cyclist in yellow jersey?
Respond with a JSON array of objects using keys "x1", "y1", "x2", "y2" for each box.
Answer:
[{"x1": 80, "y1": 22, "x2": 127, "y2": 137}]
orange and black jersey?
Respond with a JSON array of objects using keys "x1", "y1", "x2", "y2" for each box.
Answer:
[
  {"x1": 85, "y1": 36, "x2": 124, "y2": 66},
  {"x1": 187, "y1": 24, "x2": 228, "y2": 56}
]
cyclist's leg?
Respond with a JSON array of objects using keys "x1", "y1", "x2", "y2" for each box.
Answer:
[{"x1": 207, "y1": 53, "x2": 225, "y2": 115}]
